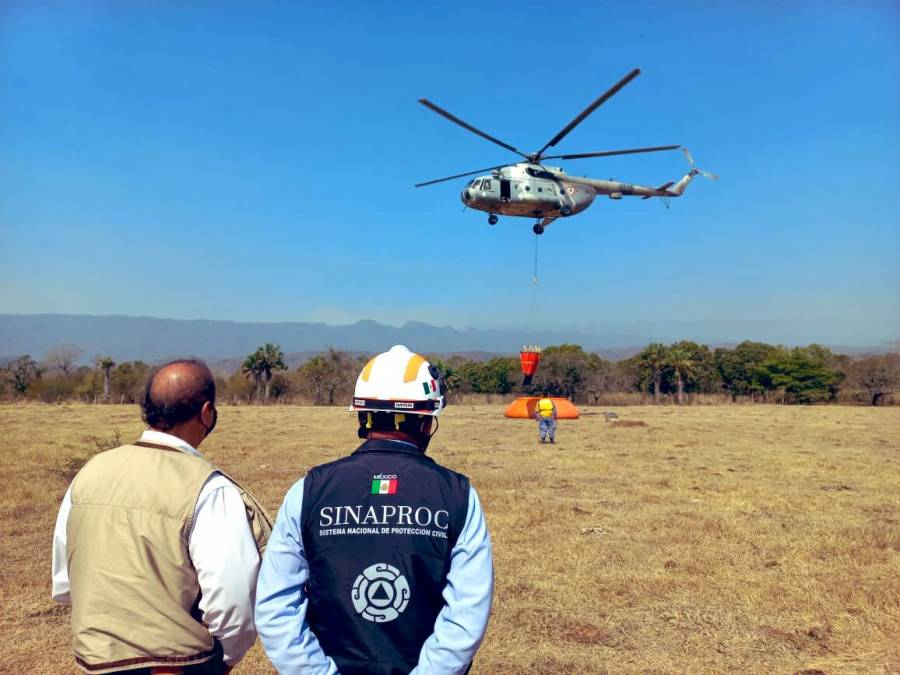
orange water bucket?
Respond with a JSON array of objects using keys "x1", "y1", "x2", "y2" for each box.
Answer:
[{"x1": 520, "y1": 350, "x2": 541, "y2": 376}]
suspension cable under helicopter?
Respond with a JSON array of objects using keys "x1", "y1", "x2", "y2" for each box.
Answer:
[{"x1": 530, "y1": 230, "x2": 539, "y2": 316}]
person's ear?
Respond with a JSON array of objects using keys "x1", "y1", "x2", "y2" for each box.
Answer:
[{"x1": 200, "y1": 401, "x2": 215, "y2": 427}]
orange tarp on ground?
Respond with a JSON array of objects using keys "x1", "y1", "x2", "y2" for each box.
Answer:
[{"x1": 504, "y1": 396, "x2": 580, "y2": 419}]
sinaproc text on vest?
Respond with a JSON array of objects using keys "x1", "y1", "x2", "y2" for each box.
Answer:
[{"x1": 319, "y1": 505, "x2": 449, "y2": 539}]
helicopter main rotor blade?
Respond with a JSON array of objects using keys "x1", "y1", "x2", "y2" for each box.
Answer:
[
  {"x1": 418, "y1": 99, "x2": 530, "y2": 160},
  {"x1": 415, "y1": 164, "x2": 509, "y2": 188},
  {"x1": 541, "y1": 144, "x2": 681, "y2": 161},
  {"x1": 535, "y1": 68, "x2": 642, "y2": 159}
]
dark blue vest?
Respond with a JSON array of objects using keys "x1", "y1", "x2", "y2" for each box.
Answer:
[{"x1": 301, "y1": 439, "x2": 470, "y2": 675}]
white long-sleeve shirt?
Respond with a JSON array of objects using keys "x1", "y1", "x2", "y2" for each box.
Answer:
[{"x1": 51, "y1": 430, "x2": 261, "y2": 667}]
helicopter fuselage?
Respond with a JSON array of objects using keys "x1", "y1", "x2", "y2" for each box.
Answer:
[
  {"x1": 461, "y1": 163, "x2": 592, "y2": 219},
  {"x1": 460, "y1": 162, "x2": 691, "y2": 220}
]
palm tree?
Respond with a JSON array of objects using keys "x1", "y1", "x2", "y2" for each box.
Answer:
[
  {"x1": 97, "y1": 356, "x2": 116, "y2": 403},
  {"x1": 243, "y1": 344, "x2": 287, "y2": 404},
  {"x1": 639, "y1": 343, "x2": 668, "y2": 404},
  {"x1": 667, "y1": 347, "x2": 695, "y2": 405},
  {"x1": 241, "y1": 352, "x2": 262, "y2": 402}
]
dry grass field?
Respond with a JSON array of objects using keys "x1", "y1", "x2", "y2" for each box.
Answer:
[{"x1": 1, "y1": 403, "x2": 898, "y2": 674}]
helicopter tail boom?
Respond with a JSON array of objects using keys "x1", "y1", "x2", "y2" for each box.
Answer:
[
  {"x1": 667, "y1": 172, "x2": 695, "y2": 196},
  {"x1": 641, "y1": 181, "x2": 675, "y2": 199},
  {"x1": 558, "y1": 147, "x2": 717, "y2": 200}
]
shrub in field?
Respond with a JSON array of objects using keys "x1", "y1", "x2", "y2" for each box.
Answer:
[
  {"x1": 715, "y1": 341, "x2": 780, "y2": 400},
  {"x1": 112, "y1": 361, "x2": 151, "y2": 403},
  {"x1": 460, "y1": 357, "x2": 519, "y2": 395},
  {"x1": 295, "y1": 348, "x2": 366, "y2": 405},
  {"x1": 43, "y1": 344, "x2": 84, "y2": 376},
  {"x1": 759, "y1": 346, "x2": 844, "y2": 404},
  {"x1": 0, "y1": 355, "x2": 41, "y2": 398},
  {"x1": 49, "y1": 428, "x2": 122, "y2": 483},
  {"x1": 844, "y1": 353, "x2": 900, "y2": 406}
]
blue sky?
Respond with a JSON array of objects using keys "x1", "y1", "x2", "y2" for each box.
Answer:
[{"x1": 1, "y1": 1, "x2": 897, "y2": 345}]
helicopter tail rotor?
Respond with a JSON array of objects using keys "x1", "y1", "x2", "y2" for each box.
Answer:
[{"x1": 683, "y1": 148, "x2": 718, "y2": 181}]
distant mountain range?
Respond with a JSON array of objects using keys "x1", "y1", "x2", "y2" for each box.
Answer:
[
  {"x1": 0, "y1": 313, "x2": 891, "y2": 367},
  {"x1": 0, "y1": 313, "x2": 649, "y2": 364}
]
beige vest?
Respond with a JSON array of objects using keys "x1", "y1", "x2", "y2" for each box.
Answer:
[{"x1": 67, "y1": 442, "x2": 272, "y2": 673}]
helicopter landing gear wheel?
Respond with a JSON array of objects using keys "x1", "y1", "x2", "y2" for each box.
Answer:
[
  {"x1": 488, "y1": 214, "x2": 498, "y2": 226},
  {"x1": 533, "y1": 224, "x2": 544, "y2": 235}
]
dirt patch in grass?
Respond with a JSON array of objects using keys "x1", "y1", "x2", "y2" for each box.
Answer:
[
  {"x1": 611, "y1": 419, "x2": 648, "y2": 427},
  {"x1": 555, "y1": 618, "x2": 617, "y2": 647}
]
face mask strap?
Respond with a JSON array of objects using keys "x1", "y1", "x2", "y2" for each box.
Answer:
[
  {"x1": 200, "y1": 402, "x2": 217, "y2": 437},
  {"x1": 418, "y1": 415, "x2": 438, "y2": 452}
]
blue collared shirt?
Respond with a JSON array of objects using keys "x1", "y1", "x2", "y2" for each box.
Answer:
[{"x1": 255, "y1": 476, "x2": 493, "y2": 674}]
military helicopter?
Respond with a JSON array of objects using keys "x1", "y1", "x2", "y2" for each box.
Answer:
[{"x1": 416, "y1": 68, "x2": 717, "y2": 234}]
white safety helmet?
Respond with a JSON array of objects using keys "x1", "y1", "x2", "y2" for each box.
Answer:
[{"x1": 351, "y1": 345, "x2": 447, "y2": 416}]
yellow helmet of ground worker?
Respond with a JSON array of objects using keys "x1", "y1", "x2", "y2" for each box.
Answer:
[{"x1": 351, "y1": 345, "x2": 447, "y2": 416}]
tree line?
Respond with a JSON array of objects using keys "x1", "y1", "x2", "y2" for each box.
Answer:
[{"x1": 2, "y1": 341, "x2": 898, "y2": 406}]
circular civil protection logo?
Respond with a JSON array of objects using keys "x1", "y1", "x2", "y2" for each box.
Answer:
[{"x1": 351, "y1": 563, "x2": 411, "y2": 623}]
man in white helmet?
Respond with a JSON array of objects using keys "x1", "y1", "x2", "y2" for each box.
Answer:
[{"x1": 256, "y1": 345, "x2": 494, "y2": 674}]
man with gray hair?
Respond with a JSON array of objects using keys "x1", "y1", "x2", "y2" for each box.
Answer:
[{"x1": 52, "y1": 359, "x2": 271, "y2": 674}]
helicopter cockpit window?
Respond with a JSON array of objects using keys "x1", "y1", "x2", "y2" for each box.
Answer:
[
  {"x1": 482, "y1": 179, "x2": 492, "y2": 190},
  {"x1": 472, "y1": 179, "x2": 482, "y2": 189}
]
